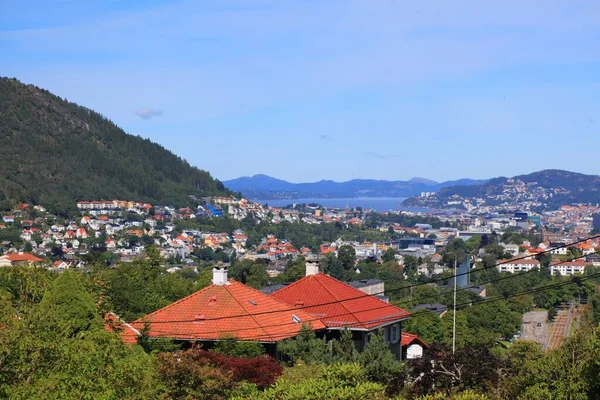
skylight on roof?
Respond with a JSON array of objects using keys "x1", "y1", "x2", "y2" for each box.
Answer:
[
  {"x1": 292, "y1": 314, "x2": 301, "y2": 324},
  {"x1": 248, "y1": 299, "x2": 257, "y2": 305}
]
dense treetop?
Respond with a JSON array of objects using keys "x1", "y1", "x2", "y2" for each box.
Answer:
[{"x1": 0, "y1": 77, "x2": 231, "y2": 213}]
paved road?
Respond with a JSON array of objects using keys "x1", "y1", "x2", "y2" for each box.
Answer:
[{"x1": 520, "y1": 311, "x2": 549, "y2": 349}]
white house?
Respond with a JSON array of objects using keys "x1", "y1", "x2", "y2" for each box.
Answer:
[
  {"x1": 502, "y1": 244, "x2": 520, "y2": 257},
  {"x1": 548, "y1": 242, "x2": 568, "y2": 256}
]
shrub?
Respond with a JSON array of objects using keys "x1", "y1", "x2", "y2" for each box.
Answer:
[{"x1": 200, "y1": 351, "x2": 283, "y2": 389}]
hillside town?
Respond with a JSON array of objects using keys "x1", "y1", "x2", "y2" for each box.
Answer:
[
  {"x1": 2, "y1": 197, "x2": 600, "y2": 276},
  {"x1": 408, "y1": 177, "x2": 580, "y2": 212}
]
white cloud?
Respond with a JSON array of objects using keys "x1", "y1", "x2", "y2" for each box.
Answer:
[{"x1": 134, "y1": 107, "x2": 163, "y2": 120}]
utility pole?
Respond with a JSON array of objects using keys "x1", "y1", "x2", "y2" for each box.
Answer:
[{"x1": 452, "y1": 259, "x2": 457, "y2": 354}]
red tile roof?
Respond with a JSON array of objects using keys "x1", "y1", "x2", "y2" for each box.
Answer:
[
  {"x1": 500, "y1": 259, "x2": 540, "y2": 265},
  {"x1": 551, "y1": 261, "x2": 591, "y2": 267},
  {"x1": 105, "y1": 312, "x2": 141, "y2": 344},
  {"x1": 2, "y1": 253, "x2": 43, "y2": 263},
  {"x1": 271, "y1": 273, "x2": 411, "y2": 330},
  {"x1": 401, "y1": 332, "x2": 429, "y2": 348},
  {"x1": 129, "y1": 280, "x2": 325, "y2": 343}
]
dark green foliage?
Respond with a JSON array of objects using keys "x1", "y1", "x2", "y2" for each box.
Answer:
[
  {"x1": 277, "y1": 325, "x2": 332, "y2": 365},
  {"x1": 320, "y1": 253, "x2": 345, "y2": 280},
  {"x1": 404, "y1": 310, "x2": 445, "y2": 344},
  {"x1": 463, "y1": 300, "x2": 521, "y2": 341},
  {"x1": 358, "y1": 331, "x2": 403, "y2": 385},
  {"x1": 381, "y1": 247, "x2": 398, "y2": 262},
  {"x1": 402, "y1": 255, "x2": 419, "y2": 276},
  {"x1": 337, "y1": 245, "x2": 356, "y2": 271},
  {"x1": 0, "y1": 78, "x2": 231, "y2": 212},
  {"x1": 228, "y1": 259, "x2": 270, "y2": 288},
  {"x1": 213, "y1": 335, "x2": 265, "y2": 358},
  {"x1": 405, "y1": 343, "x2": 504, "y2": 397},
  {"x1": 137, "y1": 323, "x2": 181, "y2": 354},
  {"x1": 331, "y1": 329, "x2": 359, "y2": 363},
  {"x1": 98, "y1": 253, "x2": 197, "y2": 321},
  {"x1": 37, "y1": 270, "x2": 103, "y2": 338},
  {"x1": 0, "y1": 267, "x2": 160, "y2": 399}
]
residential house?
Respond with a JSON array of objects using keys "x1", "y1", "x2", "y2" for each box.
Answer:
[
  {"x1": 121, "y1": 264, "x2": 326, "y2": 355},
  {"x1": 502, "y1": 244, "x2": 520, "y2": 257},
  {"x1": 401, "y1": 333, "x2": 429, "y2": 359},
  {"x1": 52, "y1": 261, "x2": 70, "y2": 270},
  {"x1": 0, "y1": 252, "x2": 43, "y2": 267},
  {"x1": 548, "y1": 242, "x2": 568, "y2": 256},
  {"x1": 270, "y1": 258, "x2": 413, "y2": 360}
]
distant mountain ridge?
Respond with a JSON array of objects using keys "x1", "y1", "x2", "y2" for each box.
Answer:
[
  {"x1": 223, "y1": 174, "x2": 488, "y2": 200},
  {"x1": 0, "y1": 78, "x2": 231, "y2": 213}
]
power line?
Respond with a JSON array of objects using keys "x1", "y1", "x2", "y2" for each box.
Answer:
[
  {"x1": 393, "y1": 251, "x2": 596, "y2": 308},
  {"x1": 136, "y1": 234, "x2": 600, "y2": 325},
  {"x1": 141, "y1": 266, "x2": 600, "y2": 342},
  {"x1": 136, "y1": 253, "x2": 600, "y2": 334}
]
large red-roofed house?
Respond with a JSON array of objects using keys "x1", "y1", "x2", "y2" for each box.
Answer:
[
  {"x1": 119, "y1": 264, "x2": 325, "y2": 354},
  {"x1": 0, "y1": 252, "x2": 44, "y2": 267},
  {"x1": 270, "y1": 257, "x2": 413, "y2": 359}
]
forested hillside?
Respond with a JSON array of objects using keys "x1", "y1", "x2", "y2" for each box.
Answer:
[{"x1": 0, "y1": 78, "x2": 230, "y2": 213}]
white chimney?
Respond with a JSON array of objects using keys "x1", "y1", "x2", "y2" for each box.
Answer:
[
  {"x1": 305, "y1": 256, "x2": 319, "y2": 276},
  {"x1": 212, "y1": 262, "x2": 230, "y2": 286}
]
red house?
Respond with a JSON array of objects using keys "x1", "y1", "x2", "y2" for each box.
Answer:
[
  {"x1": 120, "y1": 264, "x2": 325, "y2": 354},
  {"x1": 270, "y1": 257, "x2": 413, "y2": 359}
]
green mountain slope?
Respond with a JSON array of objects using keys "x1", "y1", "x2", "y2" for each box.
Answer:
[{"x1": 0, "y1": 78, "x2": 230, "y2": 213}]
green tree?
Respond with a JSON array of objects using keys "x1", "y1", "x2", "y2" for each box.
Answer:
[
  {"x1": 358, "y1": 331, "x2": 402, "y2": 384},
  {"x1": 402, "y1": 255, "x2": 419, "y2": 276},
  {"x1": 277, "y1": 325, "x2": 332, "y2": 365},
  {"x1": 382, "y1": 247, "x2": 398, "y2": 262},
  {"x1": 404, "y1": 311, "x2": 444, "y2": 344},
  {"x1": 213, "y1": 335, "x2": 265, "y2": 358},
  {"x1": 249, "y1": 363, "x2": 387, "y2": 400},
  {"x1": 321, "y1": 253, "x2": 345, "y2": 280},
  {"x1": 246, "y1": 263, "x2": 269, "y2": 289},
  {"x1": 463, "y1": 301, "x2": 521, "y2": 341},
  {"x1": 337, "y1": 245, "x2": 356, "y2": 271},
  {"x1": 441, "y1": 310, "x2": 472, "y2": 348},
  {"x1": 331, "y1": 328, "x2": 359, "y2": 362},
  {"x1": 37, "y1": 270, "x2": 103, "y2": 338}
]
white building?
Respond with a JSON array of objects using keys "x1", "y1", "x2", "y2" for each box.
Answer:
[
  {"x1": 502, "y1": 244, "x2": 520, "y2": 257},
  {"x1": 548, "y1": 242, "x2": 568, "y2": 256},
  {"x1": 550, "y1": 261, "x2": 590, "y2": 276},
  {"x1": 498, "y1": 259, "x2": 540, "y2": 273}
]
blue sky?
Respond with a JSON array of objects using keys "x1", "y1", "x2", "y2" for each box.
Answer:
[{"x1": 2, "y1": 0, "x2": 599, "y2": 183}]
